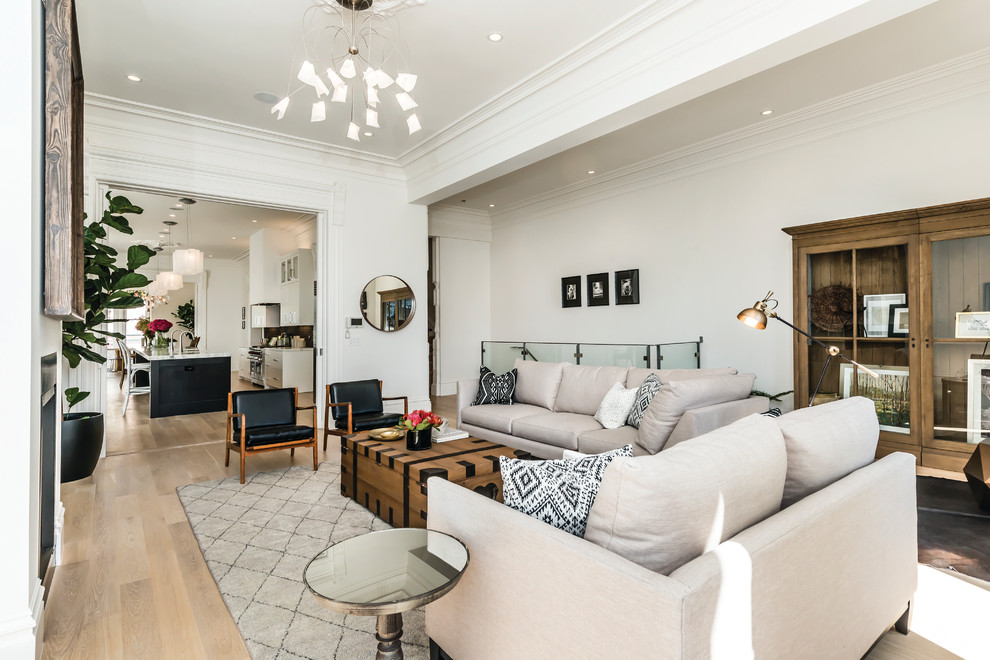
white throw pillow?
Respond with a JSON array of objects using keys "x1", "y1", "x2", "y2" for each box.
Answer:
[{"x1": 593, "y1": 382, "x2": 638, "y2": 429}]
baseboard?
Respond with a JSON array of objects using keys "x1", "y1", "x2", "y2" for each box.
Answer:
[
  {"x1": 0, "y1": 579, "x2": 44, "y2": 659},
  {"x1": 436, "y1": 382, "x2": 457, "y2": 397}
]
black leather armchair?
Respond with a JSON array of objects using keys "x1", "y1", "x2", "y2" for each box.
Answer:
[
  {"x1": 226, "y1": 388, "x2": 318, "y2": 483},
  {"x1": 323, "y1": 379, "x2": 408, "y2": 449}
]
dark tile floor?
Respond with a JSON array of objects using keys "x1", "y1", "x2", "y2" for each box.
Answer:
[{"x1": 917, "y1": 476, "x2": 990, "y2": 581}]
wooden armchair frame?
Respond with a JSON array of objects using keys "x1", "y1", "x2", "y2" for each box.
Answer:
[
  {"x1": 323, "y1": 380, "x2": 408, "y2": 449},
  {"x1": 226, "y1": 388, "x2": 318, "y2": 484}
]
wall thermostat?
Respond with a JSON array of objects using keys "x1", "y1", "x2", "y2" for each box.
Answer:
[{"x1": 345, "y1": 317, "x2": 363, "y2": 329}]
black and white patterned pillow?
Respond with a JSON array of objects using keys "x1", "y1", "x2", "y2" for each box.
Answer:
[
  {"x1": 473, "y1": 366, "x2": 517, "y2": 405},
  {"x1": 499, "y1": 445, "x2": 633, "y2": 537},
  {"x1": 761, "y1": 407, "x2": 783, "y2": 418},
  {"x1": 627, "y1": 373, "x2": 662, "y2": 428}
]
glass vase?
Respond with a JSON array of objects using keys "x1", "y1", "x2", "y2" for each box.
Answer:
[{"x1": 154, "y1": 331, "x2": 168, "y2": 348}]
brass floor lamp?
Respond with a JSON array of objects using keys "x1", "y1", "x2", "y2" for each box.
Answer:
[{"x1": 737, "y1": 291, "x2": 878, "y2": 406}]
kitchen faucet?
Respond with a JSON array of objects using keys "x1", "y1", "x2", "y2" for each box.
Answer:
[{"x1": 169, "y1": 329, "x2": 196, "y2": 355}]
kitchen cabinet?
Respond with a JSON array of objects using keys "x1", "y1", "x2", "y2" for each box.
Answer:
[
  {"x1": 264, "y1": 349, "x2": 313, "y2": 392},
  {"x1": 238, "y1": 347, "x2": 250, "y2": 381},
  {"x1": 251, "y1": 304, "x2": 280, "y2": 328},
  {"x1": 280, "y1": 249, "x2": 315, "y2": 326}
]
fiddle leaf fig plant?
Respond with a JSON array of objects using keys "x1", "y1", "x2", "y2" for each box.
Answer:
[
  {"x1": 62, "y1": 192, "x2": 156, "y2": 409},
  {"x1": 173, "y1": 300, "x2": 195, "y2": 331}
]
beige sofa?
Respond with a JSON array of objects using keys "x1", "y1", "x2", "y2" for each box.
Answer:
[
  {"x1": 457, "y1": 359, "x2": 768, "y2": 459},
  {"x1": 427, "y1": 397, "x2": 918, "y2": 659}
]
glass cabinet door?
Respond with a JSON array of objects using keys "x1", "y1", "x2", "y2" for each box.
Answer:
[
  {"x1": 803, "y1": 239, "x2": 917, "y2": 444},
  {"x1": 928, "y1": 233, "x2": 990, "y2": 448}
]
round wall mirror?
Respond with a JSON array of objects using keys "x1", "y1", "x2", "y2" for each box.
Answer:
[{"x1": 360, "y1": 275, "x2": 416, "y2": 332}]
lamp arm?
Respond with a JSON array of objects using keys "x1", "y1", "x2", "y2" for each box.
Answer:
[{"x1": 768, "y1": 313, "x2": 831, "y2": 351}]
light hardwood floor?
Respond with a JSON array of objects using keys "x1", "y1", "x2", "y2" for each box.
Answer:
[{"x1": 42, "y1": 379, "x2": 972, "y2": 659}]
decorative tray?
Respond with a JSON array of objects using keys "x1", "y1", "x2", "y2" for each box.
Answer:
[{"x1": 368, "y1": 427, "x2": 404, "y2": 441}]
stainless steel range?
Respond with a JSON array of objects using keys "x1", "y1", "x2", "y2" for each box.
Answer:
[{"x1": 248, "y1": 346, "x2": 265, "y2": 385}]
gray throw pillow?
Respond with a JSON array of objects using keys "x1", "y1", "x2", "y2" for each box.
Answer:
[
  {"x1": 500, "y1": 445, "x2": 633, "y2": 537},
  {"x1": 473, "y1": 366, "x2": 517, "y2": 405},
  {"x1": 626, "y1": 373, "x2": 662, "y2": 428}
]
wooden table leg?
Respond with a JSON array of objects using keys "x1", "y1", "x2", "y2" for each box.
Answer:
[{"x1": 375, "y1": 612, "x2": 403, "y2": 660}]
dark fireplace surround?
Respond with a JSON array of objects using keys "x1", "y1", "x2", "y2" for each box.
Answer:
[{"x1": 40, "y1": 353, "x2": 57, "y2": 583}]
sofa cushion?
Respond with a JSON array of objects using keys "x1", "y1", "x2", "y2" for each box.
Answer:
[
  {"x1": 554, "y1": 364, "x2": 631, "y2": 415},
  {"x1": 473, "y1": 366, "x2": 517, "y2": 405},
  {"x1": 577, "y1": 426, "x2": 650, "y2": 456},
  {"x1": 626, "y1": 373, "x2": 662, "y2": 429},
  {"x1": 637, "y1": 373, "x2": 756, "y2": 454},
  {"x1": 500, "y1": 444, "x2": 633, "y2": 537},
  {"x1": 777, "y1": 396, "x2": 880, "y2": 507},
  {"x1": 584, "y1": 414, "x2": 787, "y2": 575},
  {"x1": 513, "y1": 359, "x2": 565, "y2": 410},
  {"x1": 593, "y1": 383, "x2": 638, "y2": 429},
  {"x1": 625, "y1": 367, "x2": 738, "y2": 390},
  {"x1": 460, "y1": 403, "x2": 548, "y2": 435},
  {"x1": 512, "y1": 413, "x2": 604, "y2": 450}
]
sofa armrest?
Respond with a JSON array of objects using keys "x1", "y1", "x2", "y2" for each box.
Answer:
[
  {"x1": 665, "y1": 395, "x2": 769, "y2": 450},
  {"x1": 455, "y1": 378, "x2": 480, "y2": 428},
  {"x1": 426, "y1": 478, "x2": 692, "y2": 660}
]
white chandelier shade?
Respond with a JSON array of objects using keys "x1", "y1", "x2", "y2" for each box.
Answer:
[
  {"x1": 157, "y1": 271, "x2": 183, "y2": 291},
  {"x1": 273, "y1": 0, "x2": 424, "y2": 138},
  {"x1": 172, "y1": 248, "x2": 204, "y2": 276},
  {"x1": 146, "y1": 279, "x2": 167, "y2": 297}
]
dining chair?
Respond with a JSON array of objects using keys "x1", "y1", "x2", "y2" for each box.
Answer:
[{"x1": 116, "y1": 338, "x2": 151, "y2": 415}]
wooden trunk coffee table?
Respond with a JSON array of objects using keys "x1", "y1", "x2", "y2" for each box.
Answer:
[{"x1": 340, "y1": 433, "x2": 531, "y2": 528}]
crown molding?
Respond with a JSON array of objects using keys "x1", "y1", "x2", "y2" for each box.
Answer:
[
  {"x1": 491, "y1": 46, "x2": 990, "y2": 227},
  {"x1": 85, "y1": 93, "x2": 402, "y2": 171},
  {"x1": 429, "y1": 204, "x2": 492, "y2": 220}
]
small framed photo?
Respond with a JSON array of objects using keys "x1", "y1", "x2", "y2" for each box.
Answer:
[
  {"x1": 561, "y1": 276, "x2": 581, "y2": 308},
  {"x1": 955, "y1": 311, "x2": 990, "y2": 339},
  {"x1": 587, "y1": 273, "x2": 609, "y2": 307},
  {"x1": 839, "y1": 363, "x2": 910, "y2": 434},
  {"x1": 614, "y1": 269, "x2": 640, "y2": 305},
  {"x1": 863, "y1": 293, "x2": 905, "y2": 337},
  {"x1": 887, "y1": 304, "x2": 908, "y2": 337},
  {"x1": 967, "y1": 358, "x2": 990, "y2": 443}
]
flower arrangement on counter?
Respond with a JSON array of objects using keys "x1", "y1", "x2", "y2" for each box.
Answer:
[
  {"x1": 148, "y1": 318, "x2": 173, "y2": 348},
  {"x1": 399, "y1": 410, "x2": 443, "y2": 431}
]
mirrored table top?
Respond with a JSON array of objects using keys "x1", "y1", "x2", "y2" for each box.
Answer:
[{"x1": 304, "y1": 528, "x2": 469, "y2": 615}]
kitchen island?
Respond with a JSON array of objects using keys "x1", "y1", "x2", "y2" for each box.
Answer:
[{"x1": 132, "y1": 347, "x2": 232, "y2": 418}]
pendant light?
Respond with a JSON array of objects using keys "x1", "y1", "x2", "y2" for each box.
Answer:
[
  {"x1": 173, "y1": 198, "x2": 204, "y2": 275},
  {"x1": 158, "y1": 221, "x2": 183, "y2": 290}
]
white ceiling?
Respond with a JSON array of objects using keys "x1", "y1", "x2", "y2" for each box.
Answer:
[
  {"x1": 77, "y1": 0, "x2": 643, "y2": 158},
  {"x1": 105, "y1": 189, "x2": 316, "y2": 261},
  {"x1": 438, "y1": 0, "x2": 990, "y2": 211},
  {"x1": 76, "y1": 0, "x2": 990, "y2": 215}
]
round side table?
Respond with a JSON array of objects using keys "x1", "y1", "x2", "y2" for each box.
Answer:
[{"x1": 304, "y1": 528, "x2": 469, "y2": 660}]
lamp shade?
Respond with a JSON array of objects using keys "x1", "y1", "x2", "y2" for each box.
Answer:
[
  {"x1": 172, "y1": 248, "x2": 204, "y2": 275},
  {"x1": 146, "y1": 280, "x2": 166, "y2": 297},
  {"x1": 157, "y1": 271, "x2": 183, "y2": 291},
  {"x1": 737, "y1": 306, "x2": 768, "y2": 330}
]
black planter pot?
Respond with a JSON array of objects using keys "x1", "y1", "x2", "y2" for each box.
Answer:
[
  {"x1": 61, "y1": 412, "x2": 104, "y2": 483},
  {"x1": 406, "y1": 427, "x2": 432, "y2": 451}
]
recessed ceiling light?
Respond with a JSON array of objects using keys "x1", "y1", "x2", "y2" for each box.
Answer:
[
  {"x1": 252, "y1": 219, "x2": 258, "y2": 223},
  {"x1": 489, "y1": 203, "x2": 495, "y2": 208},
  {"x1": 176, "y1": 203, "x2": 183, "y2": 208},
  {"x1": 587, "y1": 170, "x2": 595, "y2": 175},
  {"x1": 761, "y1": 109, "x2": 773, "y2": 116},
  {"x1": 232, "y1": 236, "x2": 237, "y2": 239},
  {"x1": 169, "y1": 213, "x2": 175, "y2": 217},
  {"x1": 208, "y1": 254, "x2": 213, "y2": 258},
  {"x1": 126, "y1": 74, "x2": 142, "y2": 82},
  {"x1": 253, "y1": 92, "x2": 281, "y2": 105},
  {"x1": 364, "y1": 131, "x2": 373, "y2": 137},
  {"x1": 488, "y1": 32, "x2": 503, "y2": 42}
]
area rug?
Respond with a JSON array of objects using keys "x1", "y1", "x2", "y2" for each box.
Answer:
[
  {"x1": 177, "y1": 463, "x2": 430, "y2": 660},
  {"x1": 917, "y1": 476, "x2": 990, "y2": 582}
]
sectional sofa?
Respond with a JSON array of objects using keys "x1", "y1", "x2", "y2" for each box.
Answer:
[
  {"x1": 457, "y1": 359, "x2": 769, "y2": 458},
  {"x1": 427, "y1": 397, "x2": 918, "y2": 659}
]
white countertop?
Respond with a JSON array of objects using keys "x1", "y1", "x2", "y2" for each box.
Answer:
[
  {"x1": 244, "y1": 346, "x2": 313, "y2": 352},
  {"x1": 132, "y1": 347, "x2": 232, "y2": 361}
]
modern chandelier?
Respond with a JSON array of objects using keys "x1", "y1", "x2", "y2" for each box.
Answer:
[
  {"x1": 273, "y1": 0, "x2": 425, "y2": 141},
  {"x1": 173, "y1": 198, "x2": 204, "y2": 275}
]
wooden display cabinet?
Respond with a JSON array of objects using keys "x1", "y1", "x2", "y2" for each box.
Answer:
[{"x1": 784, "y1": 197, "x2": 990, "y2": 473}]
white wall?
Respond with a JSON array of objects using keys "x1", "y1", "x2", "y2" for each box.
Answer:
[
  {"x1": 488, "y1": 69, "x2": 990, "y2": 401},
  {"x1": 0, "y1": 0, "x2": 56, "y2": 655},
  {"x1": 84, "y1": 100, "x2": 430, "y2": 411},
  {"x1": 148, "y1": 282, "x2": 194, "y2": 327},
  {"x1": 202, "y1": 259, "x2": 249, "y2": 357}
]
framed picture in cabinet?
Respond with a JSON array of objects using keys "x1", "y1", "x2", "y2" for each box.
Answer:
[
  {"x1": 587, "y1": 273, "x2": 609, "y2": 307},
  {"x1": 967, "y1": 358, "x2": 990, "y2": 443},
  {"x1": 955, "y1": 312, "x2": 990, "y2": 339},
  {"x1": 887, "y1": 304, "x2": 908, "y2": 338},
  {"x1": 839, "y1": 363, "x2": 910, "y2": 434},
  {"x1": 863, "y1": 293, "x2": 905, "y2": 337}
]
